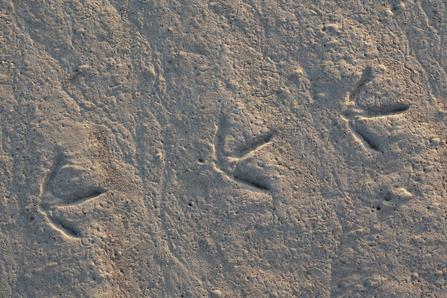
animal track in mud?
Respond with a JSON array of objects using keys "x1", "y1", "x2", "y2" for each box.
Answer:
[
  {"x1": 233, "y1": 175, "x2": 270, "y2": 191},
  {"x1": 39, "y1": 151, "x2": 108, "y2": 238},
  {"x1": 213, "y1": 118, "x2": 275, "y2": 192},
  {"x1": 343, "y1": 102, "x2": 410, "y2": 119},
  {"x1": 342, "y1": 66, "x2": 410, "y2": 153},
  {"x1": 349, "y1": 126, "x2": 382, "y2": 153},
  {"x1": 232, "y1": 131, "x2": 275, "y2": 158},
  {"x1": 48, "y1": 216, "x2": 81, "y2": 238}
]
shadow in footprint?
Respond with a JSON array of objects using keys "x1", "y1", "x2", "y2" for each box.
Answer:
[
  {"x1": 233, "y1": 175, "x2": 270, "y2": 191},
  {"x1": 49, "y1": 216, "x2": 82, "y2": 238},
  {"x1": 363, "y1": 102, "x2": 410, "y2": 118},
  {"x1": 348, "y1": 121, "x2": 383, "y2": 153}
]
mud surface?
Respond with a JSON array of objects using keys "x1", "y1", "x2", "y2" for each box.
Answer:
[{"x1": 1, "y1": 0, "x2": 446, "y2": 297}]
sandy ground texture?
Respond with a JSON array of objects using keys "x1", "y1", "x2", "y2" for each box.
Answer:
[{"x1": 1, "y1": 0, "x2": 447, "y2": 297}]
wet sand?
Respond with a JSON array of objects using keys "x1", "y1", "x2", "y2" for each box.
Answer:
[{"x1": 1, "y1": 0, "x2": 446, "y2": 297}]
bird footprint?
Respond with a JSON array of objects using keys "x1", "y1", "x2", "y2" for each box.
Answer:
[
  {"x1": 341, "y1": 66, "x2": 410, "y2": 153},
  {"x1": 213, "y1": 114, "x2": 275, "y2": 192},
  {"x1": 39, "y1": 150, "x2": 108, "y2": 238}
]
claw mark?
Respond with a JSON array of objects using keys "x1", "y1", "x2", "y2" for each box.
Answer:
[
  {"x1": 39, "y1": 149, "x2": 64, "y2": 197},
  {"x1": 349, "y1": 66, "x2": 373, "y2": 101},
  {"x1": 382, "y1": 103, "x2": 410, "y2": 115},
  {"x1": 350, "y1": 125, "x2": 382, "y2": 153},
  {"x1": 49, "y1": 216, "x2": 81, "y2": 238},
  {"x1": 233, "y1": 175, "x2": 270, "y2": 191},
  {"x1": 63, "y1": 189, "x2": 107, "y2": 206},
  {"x1": 364, "y1": 103, "x2": 410, "y2": 118},
  {"x1": 57, "y1": 187, "x2": 107, "y2": 207},
  {"x1": 356, "y1": 130, "x2": 380, "y2": 152},
  {"x1": 235, "y1": 131, "x2": 275, "y2": 158}
]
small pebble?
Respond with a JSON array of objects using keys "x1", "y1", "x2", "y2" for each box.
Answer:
[
  {"x1": 210, "y1": 289, "x2": 222, "y2": 298},
  {"x1": 78, "y1": 64, "x2": 90, "y2": 72},
  {"x1": 82, "y1": 101, "x2": 96, "y2": 110},
  {"x1": 429, "y1": 137, "x2": 440, "y2": 146}
]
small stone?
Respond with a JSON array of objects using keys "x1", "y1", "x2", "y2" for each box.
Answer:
[
  {"x1": 78, "y1": 64, "x2": 90, "y2": 72},
  {"x1": 429, "y1": 137, "x2": 440, "y2": 146},
  {"x1": 82, "y1": 101, "x2": 96, "y2": 110},
  {"x1": 210, "y1": 289, "x2": 222, "y2": 298},
  {"x1": 387, "y1": 187, "x2": 412, "y2": 201}
]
